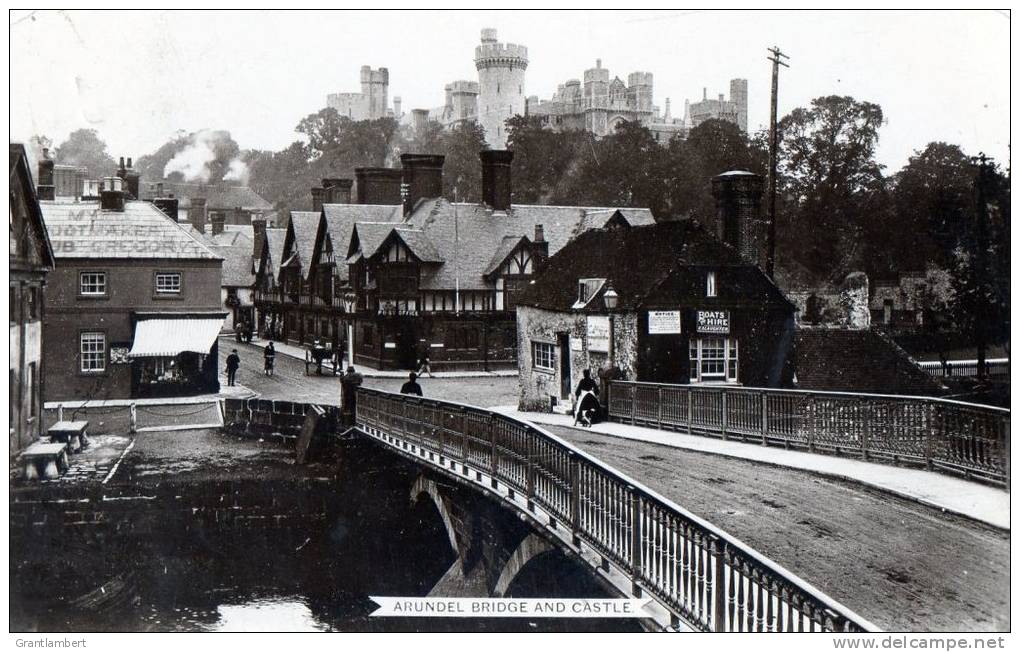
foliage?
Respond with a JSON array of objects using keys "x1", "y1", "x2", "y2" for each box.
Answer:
[{"x1": 53, "y1": 129, "x2": 117, "y2": 177}]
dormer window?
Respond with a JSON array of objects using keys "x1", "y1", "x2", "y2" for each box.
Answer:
[
  {"x1": 706, "y1": 271, "x2": 717, "y2": 298},
  {"x1": 574, "y1": 278, "x2": 606, "y2": 309}
]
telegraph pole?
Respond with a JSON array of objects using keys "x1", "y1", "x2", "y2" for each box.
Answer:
[{"x1": 765, "y1": 46, "x2": 789, "y2": 279}]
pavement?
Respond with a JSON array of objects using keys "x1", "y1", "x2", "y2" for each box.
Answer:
[
  {"x1": 228, "y1": 335, "x2": 518, "y2": 378},
  {"x1": 495, "y1": 406, "x2": 1010, "y2": 531}
]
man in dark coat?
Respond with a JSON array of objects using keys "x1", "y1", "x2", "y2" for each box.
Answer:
[
  {"x1": 340, "y1": 365, "x2": 364, "y2": 422},
  {"x1": 400, "y1": 372, "x2": 423, "y2": 396},
  {"x1": 226, "y1": 349, "x2": 241, "y2": 387}
]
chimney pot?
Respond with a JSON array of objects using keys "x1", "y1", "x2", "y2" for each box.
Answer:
[
  {"x1": 712, "y1": 171, "x2": 765, "y2": 270},
  {"x1": 211, "y1": 214, "x2": 226, "y2": 235},
  {"x1": 311, "y1": 187, "x2": 326, "y2": 212},
  {"x1": 189, "y1": 196, "x2": 208, "y2": 233},
  {"x1": 480, "y1": 150, "x2": 514, "y2": 212},
  {"x1": 252, "y1": 217, "x2": 267, "y2": 259},
  {"x1": 399, "y1": 154, "x2": 445, "y2": 216},
  {"x1": 354, "y1": 167, "x2": 403, "y2": 205},
  {"x1": 534, "y1": 224, "x2": 544, "y2": 242}
]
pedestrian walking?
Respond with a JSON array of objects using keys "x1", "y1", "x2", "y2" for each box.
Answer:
[
  {"x1": 400, "y1": 372, "x2": 423, "y2": 396},
  {"x1": 416, "y1": 355, "x2": 434, "y2": 378},
  {"x1": 264, "y1": 341, "x2": 276, "y2": 377},
  {"x1": 226, "y1": 349, "x2": 241, "y2": 387}
]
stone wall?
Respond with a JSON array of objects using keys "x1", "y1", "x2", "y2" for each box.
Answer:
[
  {"x1": 516, "y1": 306, "x2": 638, "y2": 412},
  {"x1": 222, "y1": 397, "x2": 342, "y2": 443}
]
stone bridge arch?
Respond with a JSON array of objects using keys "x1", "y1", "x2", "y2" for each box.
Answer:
[
  {"x1": 492, "y1": 533, "x2": 555, "y2": 597},
  {"x1": 410, "y1": 474, "x2": 460, "y2": 557}
]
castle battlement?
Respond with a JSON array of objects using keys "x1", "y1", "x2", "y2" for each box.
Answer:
[{"x1": 474, "y1": 42, "x2": 529, "y2": 67}]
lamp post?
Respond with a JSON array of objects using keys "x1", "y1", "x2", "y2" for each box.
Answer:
[{"x1": 603, "y1": 284, "x2": 619, "y2": 366}]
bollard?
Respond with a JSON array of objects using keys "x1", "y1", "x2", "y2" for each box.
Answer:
[{"x1": 129, "y1": 403, "x2": 138, "y2": 434}]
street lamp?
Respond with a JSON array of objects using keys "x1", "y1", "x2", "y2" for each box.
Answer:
[{"x1": 603, "y1": 284, "x2": 619, "y2": 310}]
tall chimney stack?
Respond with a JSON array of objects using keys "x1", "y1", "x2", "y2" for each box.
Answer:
[
  {"x1": 152, "y1": 197, "x2": 180, "y2": 221},
  {"x1": 210, "y1": 213, "x2": 226, "y2": 235},
  {"x1": 311, "y1": 186, "x2": 326, "y2": 212},
  {"x1": 36, "y1": 148, "x2": 55, "y2": 201},
  {"x1": 252, "y1": 216, "x2": 267, "y2": 260},
  {"x1": 189, "y1": 197, "x2": 208, "y2": 233},
  {"x1": 354, "y1": 168, "x2": 404, "y2": 205},
  {"x1": 100, "y1": 176, "x2": 126, "y2": 212},
  {"x1": 400, "y1": 153, "x2": 445, "y2": 216},
  {"x1": 711, "y1": 170, "x2": 766, "y2": 271},
  {"x1": 322, "y1": 178, "x2": 354, "y2": 205},
  {"x1": 480, "y1": 149, "x2": 514, "y2": 212}
]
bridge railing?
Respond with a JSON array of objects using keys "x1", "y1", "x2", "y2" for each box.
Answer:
[
  {"x1": 355, "y1": 387, "x2": 878, "y2": 633},
  {"x1": 916, "y1": 358, "x2": 1010, "y2": 378},
  {"x1": 608, "y1": 381, "x2": 1010, "y2": 488}
]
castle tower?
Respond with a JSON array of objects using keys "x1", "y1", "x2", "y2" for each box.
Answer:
[
  {"x1": 730, "y1": 78, "x2": 748, "y2": 132},
  {"x1": 474, "y1": 28, "x2": 528, "y2": 148},
  {"x1": 360, "y1": 66, "x2": 389, "y2": 120},
  {"x1": 627, "y1": 71, "x2": 654, "y2": 113}
]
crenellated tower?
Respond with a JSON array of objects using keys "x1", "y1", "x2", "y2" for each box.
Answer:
[{"x1": 474, "y1": 28, "x2": 528, "y2": 148}]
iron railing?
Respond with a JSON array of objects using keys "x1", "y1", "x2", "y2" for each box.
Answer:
[
  {"x1": 608, "y1": 382, "x2": 1010, "y2": 488},
  {"x1": 355, "y1": 387, "x2": 877, "y2": 633},
  {"x1": 916, "y1": 358, "x2": 1010, "y2": 378}
]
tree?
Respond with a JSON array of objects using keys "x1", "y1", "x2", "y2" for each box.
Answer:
[
  {"x1": 777, "y1": 96, "x2": 886, "y2": 282},
  {"x1": 505, "y1": 115, "x2": 588, "y2": 204},
  {"x1": 53, "y1": 129, "x2": 117, "y2": 177},
  {"x1": 439, "y1": 122, "x2": 488, "y2": 202}
]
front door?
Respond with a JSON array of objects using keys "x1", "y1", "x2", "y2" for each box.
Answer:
[{"x1": 558, "y1": 332, "x2": 571, "y2": 399}]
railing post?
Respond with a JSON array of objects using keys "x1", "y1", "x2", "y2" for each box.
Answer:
[
  {"x1": 711, "y1": 535, "x2": 727, "y2": 632},
  {"x1": 720, "y1": 390, "x2": 728, "y2": 440},
  {"x1": 761, "y1": 393, "x2": 768, "y2": 446},
  {"x1": 526, "y1": 432, "x2": 535, "y2": 512},
  {"x1": 569, "y1": 451, "x2": 581, "y2": 547},
  {"x1": 807, "y1": 395, "x2": 815, "y2": 453},
  {"x1": 630, "y1": 385, "x2": 637, "y2": 424},
  {"x1": 129, "y1": 402, "x2": 137, "y2": 434},
  {"x1": 927, "y1": 400, "x2": 937, "y2": 471},
  {"x1": 629, "y1": 487, "x2": 642, "y2": 596},
  {"x1": 489, "y1": 415, "x2": 499, "y2": 489},
  {"x1": 460, "y1": 409, "x2": 468, "y2": 472},
  {"x1": 656, "y1": 385, "x2": 663, "y2": 429},
  {"x1": 860, "y1": 400, "x2": 869, "y2": 461},
  {"x1": 687, "y1": 389, "x2": 693, "y2": 436}
]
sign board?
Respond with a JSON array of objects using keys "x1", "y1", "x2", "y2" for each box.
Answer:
[
  {"x1": 586, "y1": 316, "x2": 610, "y2": 353},
  {"x1": 647, "y1": 310, "x2": 682, "y2": 335},
  {"x1": 570, "y1": 337, "x2": 583, "y2": 352},
  {"x1": 696, "y1": 310, "x2": 730, "y2": 334},
  {"x1": 110, "y1": 346, "x2": 131, "y2": 365},
  {"x1": 384, "y1": 342, "x2": 397, "y2": 349}
]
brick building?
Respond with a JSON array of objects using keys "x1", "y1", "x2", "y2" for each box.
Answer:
[
  {"x1": 253, "y1": 151, "x2": 655, "y2": 370},
  {"x1": 10, "y1": 144, "x2": 55, "y2": 455},
  {"x1": 40, "y1": 176, "x2": 226, "y2": 400}
]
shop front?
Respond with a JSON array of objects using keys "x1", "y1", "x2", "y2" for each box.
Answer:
[{"x1": 127, "y1": 314, "x2": 227, "y2": 398}]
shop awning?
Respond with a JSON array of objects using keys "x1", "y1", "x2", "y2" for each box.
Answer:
[{"x1": 128, "y1": 317, "x2": 226, "y2": 358}]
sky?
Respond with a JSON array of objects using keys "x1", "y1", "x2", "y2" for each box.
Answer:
[{"x1": 9, "y1": 9, "x2": 1011, "y2": 173}]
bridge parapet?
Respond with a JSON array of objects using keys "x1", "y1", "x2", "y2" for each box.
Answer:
[
  {"x1": 355, "y1": 387, "x2": 878, "y2": 633},
  {"x1": 608, "y1": 382, "x2": 1010, "y2": 488}
]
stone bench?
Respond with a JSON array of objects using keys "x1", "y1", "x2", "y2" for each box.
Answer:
[
  {"x1": 47, "y1": 420, "x2": 90, "y2": 453},
  {"x1": 21, "y1": 442, "x2": 70, "y2": 481}
]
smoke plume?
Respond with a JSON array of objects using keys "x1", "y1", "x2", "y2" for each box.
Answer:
[{"x1": 163, "y1": 129, "x2": 244, "y2": 184}]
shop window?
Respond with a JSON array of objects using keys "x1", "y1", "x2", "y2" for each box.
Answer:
[
  {"x1": 689, "y1": 337, "x2": 738, "y2": 383},
  {"x1": 80, "y1": 271, "x2": 107, "y2": 296},
  {"x1": 26, "y1": 286, "x2": 39, "y2": 320},
  {"x1": 532, "y1": 341, "x2": 555, "y2": 372},
  {"x1": 80, "y1": 331, "x2": 107, "y2": 373},
  {"x1": 155, "y1": 272, "x2": 182, "y2": 294}
]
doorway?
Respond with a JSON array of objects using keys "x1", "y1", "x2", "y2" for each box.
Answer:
[{"x1": 557, "y1": 332, "x2": 571, "y2": 399}]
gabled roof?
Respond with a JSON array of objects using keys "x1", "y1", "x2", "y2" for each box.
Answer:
[
  {"x1": 286, "y1": 211, "x2": 322, "y2": 279},
  {"x1": 263, "y1": 227, "x2": 287, "y2": 280},
  {"x1": 483, "y1": 235, "x2": 528, "y2": 276},
  {"x1": 191, "y1": 225, "x2": 256, "y2": 287},
  {"x1": 141, "y1": 180, "x2": 272, "y2": 212},
  {"x1": 400, "y1": 199, "x2": 656, "y2": 290},
  {"x1": 517, "y1": 221, "x2": 791, "y2": 312},
  {"x1": 40, "y1": 199, "x2": 221, "y2": 260},
  {"x1": 9, "y1": 144, "x2": 56, "y2": 268},
  {"x1": 322, "y1": 203, "x2": 403, "y2": 282}
]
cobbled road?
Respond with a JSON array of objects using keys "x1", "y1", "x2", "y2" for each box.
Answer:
[{"x1": 543, "y1": 424, "x2": 1010, "y2": 632}]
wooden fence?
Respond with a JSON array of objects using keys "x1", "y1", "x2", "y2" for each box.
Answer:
[
  {"x1": 355, "y1": 387, "x2": 877, "y2": 633},
  {"x1": 608, "y1": 382, "x2": 1009, "y2": 488}
]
